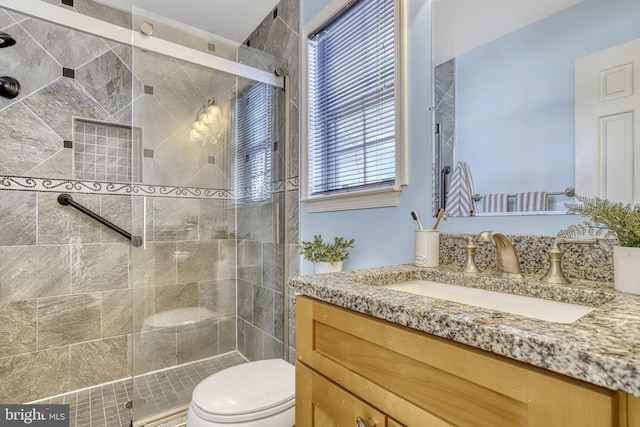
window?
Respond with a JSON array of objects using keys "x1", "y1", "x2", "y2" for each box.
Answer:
[
  {"x1": 303, "y1": 0, "x2": 407, "y2": 212},
  {"x1": 236, "y1": 82, "x2": 272, "y2": 203}
]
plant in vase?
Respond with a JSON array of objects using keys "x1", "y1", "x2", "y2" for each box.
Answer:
[
  {"x1": 558, "y1": 195, "x2": 640, "y2": 294},
  {"x1": 297, "y1": 235, "x2": 355, "y2": 274}
]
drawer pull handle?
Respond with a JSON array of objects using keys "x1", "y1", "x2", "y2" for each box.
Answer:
[{"x1": 356, "y1": 416, "x2": 376, "y2": 427}]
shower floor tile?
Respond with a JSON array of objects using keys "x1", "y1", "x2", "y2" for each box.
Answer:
[{"x1": 33, "y1": 351, "x2": 247, "y2": 427}]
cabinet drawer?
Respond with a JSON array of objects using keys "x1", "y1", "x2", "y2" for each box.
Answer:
[
  {"x1": 296, "y1": 296, "x2": 620, "y2": 427},
  {"x1": 296, "y1": 363, "x2": 387, "y2": 427}
]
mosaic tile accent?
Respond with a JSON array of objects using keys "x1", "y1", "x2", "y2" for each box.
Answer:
[
  {"x1": 32, "y1": 351, "x2": 247, "y2": 427},
  {"x1": 74, "y1": 120, "x2": 142, "y2": 183}
]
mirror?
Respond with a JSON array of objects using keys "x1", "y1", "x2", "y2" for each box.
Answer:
[{"x1": 432, "y1": 0, "x2": 640, "y2": 217}]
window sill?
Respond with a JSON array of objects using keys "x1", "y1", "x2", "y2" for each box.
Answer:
[{"x1": 302, "y1": 186, "x2": 403, "y2": 213}]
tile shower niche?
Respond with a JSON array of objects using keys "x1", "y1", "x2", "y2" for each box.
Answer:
[{"x1": 73, "y1": 119, "x2": 142, "y2": 182}]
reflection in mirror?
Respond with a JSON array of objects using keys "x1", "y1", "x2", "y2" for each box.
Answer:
[{"x1": 433, "y1": 0, "x2": 640, "y2": 217}]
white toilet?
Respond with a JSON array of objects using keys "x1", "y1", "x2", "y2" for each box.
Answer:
[{"x1": 186, "y1": 358, "x2": 295, "y2": 427}]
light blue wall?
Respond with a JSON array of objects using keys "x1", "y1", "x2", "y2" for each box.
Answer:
[
  {"x1": 300, "y1": 0, "x2": 433, "y2": 274},
  {"x1": 299, "y1": 0, "x2": 639, "y2": 274},
  {"x1": 455, "y1": 0, "x2": 640, "y2": 206}
]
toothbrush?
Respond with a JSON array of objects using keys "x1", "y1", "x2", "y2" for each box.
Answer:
[
  {"x1": 411, "y1": 211, "x2": 424, "y2": 230},
  {"x1": 432, "y1": 208, "x2": 445, "y2": 230}
]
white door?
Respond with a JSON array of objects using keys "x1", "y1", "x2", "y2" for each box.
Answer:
[{"x1": 575, "y1": 38, "x2": 640, "y2": 205}]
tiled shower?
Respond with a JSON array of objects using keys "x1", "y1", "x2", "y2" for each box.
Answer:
[{"x1": 0, "y1": 0, "x2": 293, "y2": 424}]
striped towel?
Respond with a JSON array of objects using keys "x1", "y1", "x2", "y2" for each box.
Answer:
[
  {"x1": 516, "y1": 192, "x2": 548, "y2": 212},
  {"x1": 482, "y1": 194, "x2": 509, "y2": 213},
  {"x1": 446, "y1": 162, "x2": 476, "y2": 217}
]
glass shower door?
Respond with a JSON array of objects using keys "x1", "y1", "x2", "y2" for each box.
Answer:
[
  {"x1": 128, "y1": 15, "x2": 287, "y2": 422},
  {"x1": 128, "y1": 45, "x2": 241, "y2": 420}
]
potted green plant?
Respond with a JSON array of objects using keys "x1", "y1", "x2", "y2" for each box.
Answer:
[
  {"x1": 559, "y1": 195, "x2": 640, "y2": 294},
  {"x1": 297, "y1": 235, "x2": 355, "y2": 274}
]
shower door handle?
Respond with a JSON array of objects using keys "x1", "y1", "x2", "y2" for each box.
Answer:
[{"x1": 275, "y1": 202, "x2": 280, "y2": 244}]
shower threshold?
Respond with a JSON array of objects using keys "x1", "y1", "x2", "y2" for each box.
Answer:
[{"x1": 32, "y1": 351, "x2": 247, "y2": 427}]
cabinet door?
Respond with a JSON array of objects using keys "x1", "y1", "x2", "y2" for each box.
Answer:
[
  {"x1": 297, "y1": 363, "x2": 386, "y2": 427},
  {"x1": 627, "y1": 394, "x2": 640, "y2": 426},
  {"x1": 297, "y1": 296, "x2": 620, "y2": 427}
]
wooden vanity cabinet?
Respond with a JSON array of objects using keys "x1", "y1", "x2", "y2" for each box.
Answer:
[{"x1": 295, "y1": 296, "x2": 636, "y2": 427}]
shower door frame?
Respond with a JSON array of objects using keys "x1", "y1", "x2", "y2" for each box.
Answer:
[{"x1": 0, "y1": 0, "x2": 283, "y2": 89}]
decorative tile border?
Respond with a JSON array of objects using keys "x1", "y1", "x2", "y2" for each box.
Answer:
[
  {"x1": 0, "y1": 175, "x2": 300, "y2": 199},
  {"x1": 0, "y1": 176, "x2": 234, "y2": 200},
  {"x1": 269, "y1": 176, "x2": 299, "y2": 194},
  {"x1": 271, "y1": 180, "x2": 286, "y2": 193},
  {"x1": 288, "y1": 176, "x2": 299, "y2": 191}
]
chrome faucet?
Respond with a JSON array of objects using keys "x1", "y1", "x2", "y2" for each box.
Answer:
[{"x1": 475, "y1": 231, "x2": 523, "y2": 279}]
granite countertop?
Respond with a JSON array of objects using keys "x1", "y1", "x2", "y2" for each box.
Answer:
[{"x1": 289, "y1": 264, "x2": 640, "y2": 397}]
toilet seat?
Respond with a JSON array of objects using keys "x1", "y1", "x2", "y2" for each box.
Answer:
[{"x1": 190, "y1": 359, "x2": 295, "y2": 423}]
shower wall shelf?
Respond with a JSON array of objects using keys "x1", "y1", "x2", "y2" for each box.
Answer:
[{"x1": 57, "y1": 193, "x2": 143, "y2": 246}]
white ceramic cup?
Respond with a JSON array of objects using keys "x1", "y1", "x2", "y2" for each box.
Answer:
[{"x1": 414, "y1": 230, "x2": 439, "y2": 267}]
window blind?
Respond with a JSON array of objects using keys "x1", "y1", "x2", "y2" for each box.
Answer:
[
  {"x1": 236, "y1": 82, "x2": 272, "y2": 203},
  {"x1": 308, "y1": 0, "x2": 396, "y2": 196}
]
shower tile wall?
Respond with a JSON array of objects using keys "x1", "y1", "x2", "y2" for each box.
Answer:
[
  {"x1": 0, "y1": 2, "x2": 238, "y2": 403},
  {"x1": 241, "y1": 0, "x2": 300, "y2": 362}
]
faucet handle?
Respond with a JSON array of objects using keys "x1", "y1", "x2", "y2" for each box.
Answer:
[
  {"x1": 540, "y1": 238, "x2": 597, "y2": 284},
  {"x1": 551, "y1": 237, "x2": 598, "y2": 250},
  {"x1": 452, "y1": 235, "x2": 481, "y2": 274}
]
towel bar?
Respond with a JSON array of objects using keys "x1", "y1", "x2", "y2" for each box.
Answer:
[{"x1": 472, "y1": 187, "x2": 574, "y2": 202}]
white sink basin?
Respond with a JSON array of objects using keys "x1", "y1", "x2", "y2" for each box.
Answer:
[{"x1": 383, "y1": 280, "x2": 594, "y2": 324}]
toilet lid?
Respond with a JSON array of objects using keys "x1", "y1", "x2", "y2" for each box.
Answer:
[{"x1": 192, "y1": 359, "x2": 295, "y2": 419}]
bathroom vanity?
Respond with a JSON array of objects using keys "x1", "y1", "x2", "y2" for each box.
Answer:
[{"x1": 291, "y1": 265, "x2": 640, "y2": 426}]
